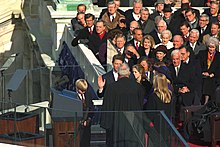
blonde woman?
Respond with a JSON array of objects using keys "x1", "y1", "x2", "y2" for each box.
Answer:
[
  {"x1": 144, "y1": 73, "x2": 172, "y2": 119},
  {"x1": 138, "y1": 35, "x2": 155, "y2": 58}
]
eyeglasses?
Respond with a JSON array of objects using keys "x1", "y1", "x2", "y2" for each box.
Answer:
[{"x1": 199, "y1": 19, "x2": 207, "y2": 21}]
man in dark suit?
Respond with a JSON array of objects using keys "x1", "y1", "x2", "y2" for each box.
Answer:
[
  {"x1": 173, "y1": 0, "x2": 200, "y2": 20},
  {"x1": 203, "y1": 1, "x2": 219, "y2": 23},
  {"x1": 202, "y1": 21, "x2": 220, "y2": 44},
  {"x1": 126, "y1": 28, "x2": 143, "y2": 50},
  {"x1": 149, "y1": 19, "x2": 167, "y2": 44},
  {"x1": 138, "y1": 7, "x2": 155, "y2": 35},
  {"x1": 169, "y1": 50, "x2": 196, "y2": 119},
  {"x1": 72, "y1": 13, "x2": 96, "y2": 46},
  {"x1": 185, "y1": 29, "x2": 206, "y2": 56},
  {"x1": 100, "y1": 63, "x2": 145, "y2": 147},
  {"x1": 71, "y1": 12, "x2": 87, "y2": 36},
  {"x1": 196, "y1": 14, "x2": 211, "y2": 42},
  {"x1": 185, "y1": 8, "x2": 199, "y2": 29},
  {"x1": 75, "y1": 79, "x2": 94, "y2": 147},
  {"x1": 169, "y1": 49, "x2": 197, "y2": 124},
  {"x1": 167, "y1": 35, "x2": 184, "y2": 60},
  {"x1": 124, "y1": 0, "x2": 142, "y2": 27},
  {"x1": 149, "y1": 0, "x2": 165, "y2": 21},
  {"x1": 126, "y1": 21, "x2": 139, "y2": 42},
  {"x1": 179, "y1": 46, "x2": 202, "y2": 105},
  {"x1": 97, "y1": 54, "x2": 124, "y2": 98},
  {"x1": 124, "y1": 44, "x2": 140, "y2": 70},
  {"x1": 88, "y1": 20, "x2": 108, "y2": 58},
  {"x1": 180, "y1": 21, "x2": 191, "y2": 43},
  {"x1": 71, "y1": 4, "x2": 87, "y2": 32}
]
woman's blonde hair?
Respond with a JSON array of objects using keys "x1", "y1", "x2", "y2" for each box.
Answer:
[
  {"x1": 75, "y1": 79, "x2": 88, "y2": 92},
  {"x1": 153, "y1": 73, "x2": 172, "y2": 103},
  {"x1": 141, "y1": 35, "x2": 156, "y2": 48}
]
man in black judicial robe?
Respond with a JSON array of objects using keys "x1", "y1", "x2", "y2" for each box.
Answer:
[{"x1": 100, "y1": 63, "x2": 145, "y2": 147}]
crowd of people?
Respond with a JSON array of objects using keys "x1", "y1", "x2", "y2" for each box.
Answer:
[{"x1": 71, "y1": 0, "x2": 220, "y2": 146}]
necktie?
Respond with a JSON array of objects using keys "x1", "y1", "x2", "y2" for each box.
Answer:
[
  {"x1": 135, "y1": 42, "x2": 139, "y2": 50},
  {"x1": 111, "y1": 15, "x2": 114, "y2": 22},
  {"x1": 89, "y1": 28, "x2": 93, "y2": 35},
  {"x1": 176, "y1": 67, "x2": 179, "y2": 76},
  {"x1": 117, "y1": 48, "x2": 122, "y2": 54},
  {"x1": 201, "y1": 28, "x2": 204, "y2": 34},
  {"x1": 81, "y1": 94, "x2": 86, "y2": 108}
]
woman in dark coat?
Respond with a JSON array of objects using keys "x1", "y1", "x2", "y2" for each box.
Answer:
[
  {"x1": 138, "y1": 35, "x2": 155, "y2": 59},
  {"x1": 196, "y1": 37, "x2": 220, "y2": 104},
  {"x1": 132, "y1": 64, "x2": 152, "y2": 104},
  {"x1": 144, "y1": 73, "x2": 173, "y2": 120},
  {"x1": 143, "y1": 73, "x2": 173, "y2": 144}
]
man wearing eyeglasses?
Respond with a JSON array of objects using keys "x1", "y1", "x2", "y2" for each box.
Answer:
[{"x1": 196, "y1": 14, "x2": 211, "y2": 42}]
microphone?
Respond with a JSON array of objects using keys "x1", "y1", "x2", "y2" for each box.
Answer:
[{"x1": 54, "y1": 75, "x2": 70, "y2": 87}]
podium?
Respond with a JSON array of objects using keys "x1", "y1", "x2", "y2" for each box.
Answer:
[
  {"x1": 0, "y1": 112, "x2": 38, "y2": 134},
  {"x1": 51, "y1": 89, "x2": 83, "y2": 147},
  {"x1": 0, "y1": 112, "x2": 44, "y2": 146}
]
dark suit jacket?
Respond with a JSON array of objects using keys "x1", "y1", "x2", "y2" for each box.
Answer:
[
  {"x1": 124, "y1": 9, "x2": 137, "y2": 27},
  {"x1": 72, "y1": 26, "x2": 96, "y2": 46},
  {"x1": 173, "y1": 7, "x2": 200, "y2": 20},
  {"x1": 203, "y1": 8, "x2": 220, "y2": 23},
  {"x1": 168, "y1": 63, "x2": 196, "y2": 106},
  {"x1": 149, "y1": 29, "x2": 161, "y2": 44},
  {"x1": 97, "y1": 70, "x2": 116, "y2": 98},
  {"x1": 185, "y1": 41, "x2": 206, "y2": 56},
  {"x1": 138, "y1": 19, "x2": 155, "y2": 35},
  {"x1": 88, "y1": 32, "x2": 108, "y2": 56},
  {"x1": 143, "y1": 0, "x2": 156, "y2": 6},
  {"x1": 184, "y1": 58, "x2": 202, "y2": 105},
  {"x1": 71, "y1": 17, "x2": 85, "y2": 36},
  {"x1": 126, "y1": 39, "x2": 141, "y2": 50},
  {"x1": 138, "y1": 47, "x2": 155, "y2": 59},
  {"x1": 196, "y1": 25, "x2": 211, "y2": 42},
  {"x1": 149, "y1": 11, "x2": 162, "y2": 21},
  {"x1": 167, "y1": 16, "x2": 184, "y2": 36},
  {"x1": 79, "y1": 89, "x2": 94, "y2": 147}
]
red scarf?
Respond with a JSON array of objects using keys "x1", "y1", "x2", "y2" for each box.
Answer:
[{"x1": 98, "y1": 31, "x2": 106, "y2": 40}]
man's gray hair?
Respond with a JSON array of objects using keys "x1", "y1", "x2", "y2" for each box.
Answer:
[
  {"x1": 190, "y1": 29, "x2": 200, "y2": 38},
  {"x1": 134, "y1": 0, "x2": 143, "y2": 5},
  {"x1": 171, "y1": 49, "x2": 180, "y2": 58},
  {"x1": 118, "y1": 63, "x2": 130, "y2": 77},
  {"x1": 200, "y1": 14, "x2": 209, "y2": 22}
]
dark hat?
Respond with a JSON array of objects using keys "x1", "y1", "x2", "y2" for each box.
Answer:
[
  {"x1": 152, "y1": 65, "x2": 172, "y2": 82},
  {"x1": 181, "y1": 3, "x2": 190, "y2": 10},
  {"x1": 154, "y1": 0, "x2": 165, "y2": 6},
  {"x1": 155, "y1": 45, "x2": 167, "y2": 54},
  {"x1": 163, "y1": 4, "x2": 172, "y2": 12}
]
